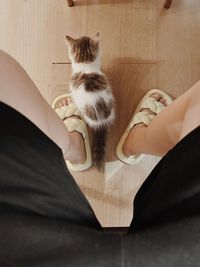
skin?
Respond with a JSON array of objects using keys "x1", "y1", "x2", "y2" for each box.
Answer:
[
  {"x1": 59, "y1": 93, "x2": 168, "y2": 161},
  {"x1": 122, "y1": 92, "x2": 168, "y2": 157},
  {"x1": 1, "y1": 50, "x2": 200, "y2": 165},
  {"x1": 58, "y1": 98, "x2": 86, "y2": 164}
]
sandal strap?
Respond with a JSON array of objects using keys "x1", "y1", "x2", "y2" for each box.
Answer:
[
  {"x1": 64, "y1": 118, "x2": 87, "y2": 138},
  {"x1": 55, "y1": 103, "x2": 81, "y2": 120},
  {"x1": 140, "y1": 97, "x2": 165, "y2": 115},
  {"x1": 130, "y1": 110, "x2": 155, "y2": 128}
]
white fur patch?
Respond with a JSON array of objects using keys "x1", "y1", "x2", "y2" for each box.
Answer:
[
  {"x1": 69, "y1": 50, "x2": 115, "y2": 128},
  {"x1": 72, "y1": 53, "x2": 101, "y2": 74},
  {"x1": 71, "y1": 85, "x2": 111, "y2": 107}
]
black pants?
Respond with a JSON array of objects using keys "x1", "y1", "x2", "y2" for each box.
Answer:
[{"x1": 0, "y1": 102, "x2": 200, "y2": 267}]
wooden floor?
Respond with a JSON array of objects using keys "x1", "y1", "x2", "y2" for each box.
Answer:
[{"x1": 0, "y1": 0, "x2": 200, "y2": 227}]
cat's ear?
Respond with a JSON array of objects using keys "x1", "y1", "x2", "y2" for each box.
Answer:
[
  {"x1": 65, "y1": 35, "x2": 75, "y2": 46},
  {"x1": 94, "y1": 32, "x2": 100, "y2": 42}
]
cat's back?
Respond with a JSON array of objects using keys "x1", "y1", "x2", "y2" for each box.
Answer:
[
  {"x1": 70, "y1": 72, "x2": 113, "y2": 109},
  {"x1": 71, "y1": 72, "x2": 109, "y2": 93}
]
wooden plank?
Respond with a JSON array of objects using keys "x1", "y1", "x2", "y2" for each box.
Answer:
[
  {"x1": 2, "y1": 0, "x2": 200, "y2": 227},
  {"x1": 0, "y1": 0, "x2": 56, "y2": 102},
  {"x1": 120, "y1": 0, "x2": 157, "y2": 63},
  {"x1": 156, "y1": 0, "x2": 193, "y2": 97}
]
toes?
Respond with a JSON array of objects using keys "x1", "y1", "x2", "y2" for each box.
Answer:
[
  {"x1": 58, "y1": 99, "x2": 68, "y2": 108},
  {"x1": 62, "y1": 99, "x2": 68, "y2": 106},
  {"x1": 58, "y1": 102, "x2": 63, "y2": 108},
  {"x1": 151, "y1": 93, "x2": 167, "y2": 106},
  {"x1": 159, "y1": 98, "x2": 167, "y2": 106},
  {"x1": 57, "y1": 97, "x2": 73, "y2": 108},
  {"x1": 151, "y1": 93, "x2": 161, "y2": 101},
  {"x1": 67, "y1": 97, "x2": 73, "y2": 104}
]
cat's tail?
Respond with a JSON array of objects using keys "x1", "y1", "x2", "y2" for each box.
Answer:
[{"x1": 91, "y1": 126, "x2": 108, "y2": 171}]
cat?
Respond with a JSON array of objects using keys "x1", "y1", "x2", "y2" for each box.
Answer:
[{"x1": 65, "y1": 32, "x2": 115, "y2": 170}]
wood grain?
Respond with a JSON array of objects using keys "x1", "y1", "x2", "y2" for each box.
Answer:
[{"x1": 0, "y1": 0, "x2": 200, "y2": 227}]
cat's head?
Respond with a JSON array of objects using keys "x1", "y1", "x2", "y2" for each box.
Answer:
[{"x1": 65, "y1": 32, "x2": 100, "y2": 64}]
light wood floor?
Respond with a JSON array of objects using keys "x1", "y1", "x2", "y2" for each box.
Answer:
[{"x1": 0, "y1": 0, "x2": 200, "y2": 227}]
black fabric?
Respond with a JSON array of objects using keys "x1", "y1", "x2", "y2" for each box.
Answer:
[
  {"x1": 0, "y1": 101, "x2": 200, "y2": 267},
  {"x1": 130, "y1": 125, "x2": 200, "y2": 231},
  {"x1": 125, "y1": 216, "x2": 200, "y2": 267},
  {"x1": 0, "y1": 213, "x2": 122, "y2": 267},
  {"x1": 0, "y1": 102, "x2": 100, "y2": 229}
]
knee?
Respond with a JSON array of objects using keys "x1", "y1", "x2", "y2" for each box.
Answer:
[
  {"x1": 0, "y1": 50, "x2": 25, "y2": 90},
  {"x1": 0, "y1": 50, "x2": 24, "y2": 102},
  {"x1": 0, "y1": 50, "x2": 20, "y2": 73},
  {"x1": 0, "y1": 49, "x2": 13, "y2": 63},
  {"x1": 189, "y1": 81, "x2": 200, "y2": 100}
]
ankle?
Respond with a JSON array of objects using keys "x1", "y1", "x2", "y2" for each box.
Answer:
[
  {"x1": 123, "y1": 125, "x2": 147, "y2": 156},
  {"x1": 123, "y1": 139, "x2": 133, "y2": 157},
  {"x1": 65, "y1": 131, "x2": 86, "y2": 164}
]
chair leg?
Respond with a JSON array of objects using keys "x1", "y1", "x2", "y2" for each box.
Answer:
[
  {"x1": 67, "y1": 0, "x2": 74, "y2": 7},
  {"x1": 164, "y1": 0, "x2": 173, "y2": 8}
]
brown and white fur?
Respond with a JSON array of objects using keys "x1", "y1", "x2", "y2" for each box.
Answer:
[{"x1": 65, "y1": 32, "x2": 115, "y2": 170}]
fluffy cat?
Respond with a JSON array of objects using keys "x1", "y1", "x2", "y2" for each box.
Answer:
[{"x1": 65, "y1": 32, "x2": 115, "y2": 170}]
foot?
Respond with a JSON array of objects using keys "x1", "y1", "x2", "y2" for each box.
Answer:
[
  {"x1": 58, "y1": 98, "x2": 86, "y2": 164},
  {"x1": 122, "y1": 92, "x2": 168, "y2": 157}
]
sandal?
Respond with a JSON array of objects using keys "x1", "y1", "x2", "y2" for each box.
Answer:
[
  {"x1": 116, "y1": 89, "x2": 173, "y2": 165},
  {"x1": 52, "y1": 93, "x2": 92, "y2": 172}
]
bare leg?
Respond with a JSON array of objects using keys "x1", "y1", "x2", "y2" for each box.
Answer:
[
  {"x1": 0, "y1": 50, "x2": 85, "y2": 164},
  {"x1": 123, "y1": 81, "x2": 200, "y2": 157}
]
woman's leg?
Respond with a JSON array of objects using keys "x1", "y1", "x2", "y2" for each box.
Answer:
[
  {"x1": 0, "y1": 50, "x2": 85, "y2": 164},
  {"x1": 123, "y1": 80, "x2": 200, "y2": 157}
]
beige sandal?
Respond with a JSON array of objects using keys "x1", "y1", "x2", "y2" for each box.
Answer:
[
  {"x1": 116, "y1": 89, "x2": 173, "y2": 165},
  {"x1": 52, "y1": 93, "x2": 92, "y2": 172}
]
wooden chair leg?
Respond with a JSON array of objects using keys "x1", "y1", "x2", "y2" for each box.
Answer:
[
  {"x1": 67, "y1": 0, "x2": 74, "y2": 7},
  {"x1": 164, "y1": 0, "x2": 173, "y2": 8}
]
